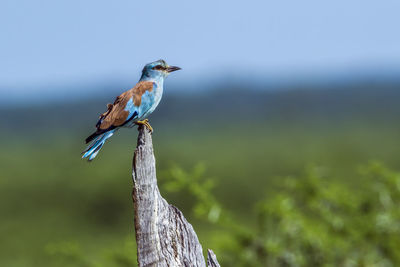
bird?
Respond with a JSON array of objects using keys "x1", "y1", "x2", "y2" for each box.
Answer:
[{"x1": 82, "y1": 59, "x2": 181, "y2": 161}]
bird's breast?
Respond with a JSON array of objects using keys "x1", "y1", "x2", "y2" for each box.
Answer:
[{"x1": 136, "y1": 83, "x2": 163, "y2": 120}]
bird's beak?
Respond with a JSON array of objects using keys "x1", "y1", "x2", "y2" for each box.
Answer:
[{"x1": 166, "y1": 66, "x2": 181, "y2": 73}]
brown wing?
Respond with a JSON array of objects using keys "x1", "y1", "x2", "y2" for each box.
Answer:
[
  {"x1": 97, "y1": 81, "x2": 154, "y2": 130},
  {"x1": 97, "y1": 92, "x2": 131, "y2": 130},
  {"x1": 85, "y1": 81, "x2": 154, "y2": 144}
]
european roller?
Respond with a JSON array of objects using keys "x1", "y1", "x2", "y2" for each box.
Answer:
[{"x1": 82, "y1": 59, "x2": 180, "y2": 161}]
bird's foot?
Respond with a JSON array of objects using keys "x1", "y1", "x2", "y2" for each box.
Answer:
[{"x1": 135, "y1": 119, "x2": 153, "y2": 133}]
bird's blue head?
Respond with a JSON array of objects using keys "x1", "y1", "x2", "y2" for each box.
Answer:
[{"x1": 140, "y1": 59, "x2": 181, "y2": 81}]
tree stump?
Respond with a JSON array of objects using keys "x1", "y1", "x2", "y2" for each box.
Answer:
[{"x1": 132, "y1": 125, "x2": 221, "y2": 267}]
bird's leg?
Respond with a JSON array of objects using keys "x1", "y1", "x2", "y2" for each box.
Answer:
[{"x1": 135, "y1": 119, "x2": 153, "y2": 133}]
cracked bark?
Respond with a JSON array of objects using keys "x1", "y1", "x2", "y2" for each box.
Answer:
[{"x1": 132, "y1": 125, "x2": 221, "y2": 267}]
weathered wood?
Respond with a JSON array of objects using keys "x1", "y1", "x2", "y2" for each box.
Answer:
[
  {"x1": 132, "y1": 125, "x2": 220, "y2": 267},
  {"x1": 207, "y1": 249, "x2": 221, "y2": 267}
]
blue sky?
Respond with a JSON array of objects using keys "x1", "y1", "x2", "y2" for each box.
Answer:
[{"x1": 1, "y1": 0, "x2": 400, "y2": 100}]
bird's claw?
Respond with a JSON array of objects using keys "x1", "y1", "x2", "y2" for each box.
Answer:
[{"x1": 135, "y1": 119, "x2": 153, "y2": 133}]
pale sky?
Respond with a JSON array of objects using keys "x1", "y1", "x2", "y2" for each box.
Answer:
[{"x1": 1, "y1": 0, "x2": 400, "y2": 101}]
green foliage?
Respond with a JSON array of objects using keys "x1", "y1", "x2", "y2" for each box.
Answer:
[
  {"x1": 162, "y1": 164, "x2": 222, "y2": 223},
  {"x1": 162, "y1": 163, "x2": 400, "y2": 267}
]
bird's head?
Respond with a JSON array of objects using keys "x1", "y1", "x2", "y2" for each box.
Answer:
[{"x1": 141, "y1": 59, "x2": 181, "y2": 80}]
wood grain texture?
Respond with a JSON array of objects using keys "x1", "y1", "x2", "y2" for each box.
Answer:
[
  {"x1": 207, "y1": 249, "x2": 221, "y2": 267},
  {"x1": 132, "y1": 125, "x2": 220, "y2": 267}
]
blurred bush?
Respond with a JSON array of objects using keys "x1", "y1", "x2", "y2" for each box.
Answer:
[{"x1": 162, "y1": 162, "x2": 400, "y2": 267}]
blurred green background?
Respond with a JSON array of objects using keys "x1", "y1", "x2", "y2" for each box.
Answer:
[
  {"x1": 2, "y1": 84, "x2": 400, "y2": 266},
  {"x1": 2, "y1": 0, "x2": 400, "y2": 266}
]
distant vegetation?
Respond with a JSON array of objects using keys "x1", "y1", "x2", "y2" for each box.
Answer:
[{"x1": 1, "y1": 81, "x2": 400, "y2": 266}]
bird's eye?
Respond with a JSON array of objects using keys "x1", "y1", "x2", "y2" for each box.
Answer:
[{"x1": 153, "y1": 65, "x2": 165, "y2": 70}]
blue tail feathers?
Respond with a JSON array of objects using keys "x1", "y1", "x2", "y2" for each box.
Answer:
[{"x1": 82, "y1": 130, "x2": 115, "y2": 161}]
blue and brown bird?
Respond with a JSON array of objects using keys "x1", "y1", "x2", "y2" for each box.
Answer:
[{"x1": 82, "y1": 59, "x2": 180, "y2": 161}]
